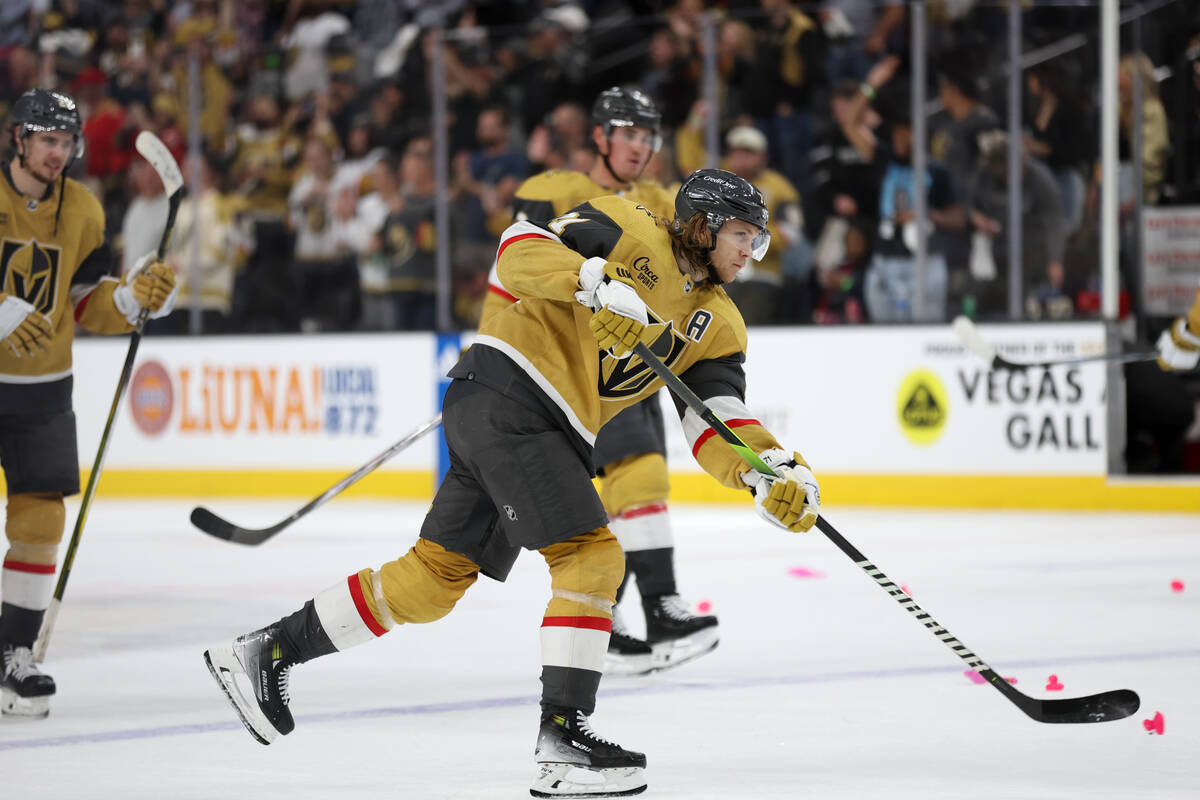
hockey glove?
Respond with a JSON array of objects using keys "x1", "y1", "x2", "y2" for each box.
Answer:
[
  {"x1": 574, "y1": 257, "x2": 649, "y2": 357},
  {"x1": 0, "y1": 293, "x2": 53, "y2": 358},
  {"x1": 740, "y1": 448, "x2": 821, "y2": 533},
  {"x1": 113, "y1": 253, "x2": 179, "y2": 325},
  {"x1": 1156, "y1": 315, "x2": 1200, "y2": 372}
]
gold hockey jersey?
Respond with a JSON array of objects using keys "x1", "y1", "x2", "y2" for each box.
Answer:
[
  {"x1": 480, "y1": 169, "x2": 676, "y2": 321},
  {"x1": 481, "y1": 194, "x2": 786, "y2": 489},
  {"x1": 0, "y1": 164, "x2": 132, "y2": 412}
]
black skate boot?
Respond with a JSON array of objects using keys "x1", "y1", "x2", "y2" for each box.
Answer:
[
  {"x1": 643, "y1": 594, "x2": 719, "y2": 672},
  {"x1": 531, "y1": 707, "x2": 647, "y2": 797},
  {"x1": 1, "y1": 639, "x2": 55, "y2": 717},
  {"x1": 603, "y1": 610, "x2": 653, "y2": 676},
  {"x1": 204, "y1": 623, "x2": 297, "y2": 744}
]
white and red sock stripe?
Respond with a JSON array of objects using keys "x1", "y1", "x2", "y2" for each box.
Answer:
[
  {"x1": 312, "y1": 573, "x2": 391, "y2": 651},
  {"x1": 540, "y1": 615, "x2": 611, "y2": 674},
  {"x1": 609, "y1": 503, "x2": 674, "y2": 552},
  {"x1": 1, "y1": 558, "x2": 55, "y2": 612}
]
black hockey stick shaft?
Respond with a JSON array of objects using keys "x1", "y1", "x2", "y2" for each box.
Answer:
[
  {"x1": 33, "y1": 187, "x2": 187, "y2": 663},
  {"x1": 952, "y1": 315, "x2": 1155, "y2": 370},
  {"x1": 190, "y1": 412, "x2": 443, "y2": 546},
  {"x1": 632, "y1": 341, "x2": 1139, "y2": 724}
]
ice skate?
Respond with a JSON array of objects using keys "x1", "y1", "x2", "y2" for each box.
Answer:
[
  {"x1": 603, "y1": 609, "x2": 653, "y2": 676},
  {"x1": 643, "y1": 594, "x2": 719, "y2": 672},
  {"x1": 531, "y1": 708, "x2": 646, "y2": 797},
  {"x1": 1, "y1": 640, "x2": 55, "y2": 718},
  {"x1": 204, "y1": 624, "x2": 297, "y2": 745}
]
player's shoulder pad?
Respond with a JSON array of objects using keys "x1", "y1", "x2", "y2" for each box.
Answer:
[
  {"x1": 631, "y1": 179, "x2": 677, "y2": 218},
  {"x1": 696, "y1": 284, "x2": 749, "y2": 353},
  {"x1": 61, "y1": 176, "x2": 106, "y2": 229},
  {"x1": 516, "y1": 169, "x2": 599, "y2": 202}
]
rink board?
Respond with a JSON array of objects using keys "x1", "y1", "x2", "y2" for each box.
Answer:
[{"x1": 3, "y1": 323, "x2": 1195, "y2": 511}]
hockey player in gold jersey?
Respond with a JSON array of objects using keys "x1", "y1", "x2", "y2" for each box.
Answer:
[
  {"x1": 483, "y1": 88, "x2": 718, "y2": 675},
  {"x1": 1, "y1": 89, "x2": 178, "y2": 717},
  {"x1": 1156, "y1": 287, "x2": 1200, "y2": 371},
  {"x1": 204, "y1": 168, "x2": 819, "y2": 797}
]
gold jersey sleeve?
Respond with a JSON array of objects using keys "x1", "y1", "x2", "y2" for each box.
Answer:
[
  {"x1": 484, "y1": 171, "x2": 677, "y2": 327},
  {"x1": 486, "y1": 195, "x2": 785, "y2": 489},
  {"x1": 0, "y1": 173, "x2": 130, "y2": 384}
]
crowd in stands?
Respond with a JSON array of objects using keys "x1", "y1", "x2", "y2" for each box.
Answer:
[{"x1": 3, "y1": 0, "x2": 1200, "y2": 332}]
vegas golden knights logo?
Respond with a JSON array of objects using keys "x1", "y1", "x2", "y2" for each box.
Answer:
[
  {"x1": 597, "y1": 309, "x2": 688, "y2": 399},
  {"x1": 1, "y1": 238, "x2": 62, "y2": 316}
]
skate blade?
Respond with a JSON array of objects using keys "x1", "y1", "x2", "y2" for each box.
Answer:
[
  {"x1": 530, "y1": 764, "x2": 646, "y2": 797},
  {"x1": 203, "y1": 647, "x2": 278, "y2": 745},
  {"x1": 1, "y1": 687, "x2": 50, "y2": 718},
  {"x1": 649, "y1": 628, "x2": 719, "y2": 673},
  {"x1": 603, "y1": 651, "x2": 654, "y2": 677}
]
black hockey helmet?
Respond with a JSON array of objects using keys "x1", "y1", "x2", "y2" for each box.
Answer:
[
  {"x1": 10, "y1": 88, "x2": 84, "y2": 160},
  {"x1": 591, "y1": 86, "x2": 662, "y2": 152},
  {"x1": 675, "y1": 168, "x2": 770, "y2": 260},
  {"x1": 11, "y1": 88, "x2": 82, "y2": 140}
]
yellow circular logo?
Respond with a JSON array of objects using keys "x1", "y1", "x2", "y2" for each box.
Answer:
[{"x1": 897, "y1": 369, "x2": 948, "y2": 446}]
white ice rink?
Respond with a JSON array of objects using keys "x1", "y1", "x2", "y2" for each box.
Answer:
[{"x1": 1, "y1": 498, "x2": 1197, "y2": 799}]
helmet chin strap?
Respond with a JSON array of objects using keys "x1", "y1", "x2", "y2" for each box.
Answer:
[{"x1": 597, "y1": 136, "x2": 636, "y2": 190}]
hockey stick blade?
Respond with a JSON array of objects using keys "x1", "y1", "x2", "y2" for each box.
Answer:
[
  {"x1": 631, "y1": 342, "x2": 1140, "y2": 725},
  {"x1": 190, "y1": 413, "x2": 442, "y2": 546},
  {"x1": 134, "y1": 131, "x2": 184, "y2": 196},
  {"x1": 189, "y1": 505, "x2": 282, "y2": 545},
  {"x1": 953, "y1": 315, "x2": 1155, "y2": 370}
]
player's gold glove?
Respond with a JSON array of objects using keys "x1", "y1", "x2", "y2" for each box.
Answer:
[
  {"x1": 113, "y1": 254, "x2": 180, "y2": 325},
  {"x1": 1156, "y1": 296, "x2": 1200, "y2": 371},
  {"x1": 574, "y1": 257, "x2": 650, "y2": 357},
  {"x1": 0, "y1": 293, "x2": 53, "y2": 358},
  {"x1": 740, "y1": 449, "x2": 821, "y2": 533}
]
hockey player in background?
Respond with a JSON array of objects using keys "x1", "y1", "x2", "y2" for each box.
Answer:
[
  {"x1": 1156, "y1": 288, "x2": 1200, "y2": 372},
  {"x1": 204, "y1": 168, "x2": 820, "y2": 797},
  {"x1": 0, "y1": 88, "x2": 178, "y2": 716},
  {"x1": 483, "y1": 86, "x2": 720, "y2": 676}
]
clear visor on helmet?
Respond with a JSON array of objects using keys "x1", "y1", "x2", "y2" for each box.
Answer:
[
  {"x1": 714, "y1": 224, "x2": 771, "y2": 262},
  {"x1": 609, "y1": 120, "x2": 663, "y2": 152}
]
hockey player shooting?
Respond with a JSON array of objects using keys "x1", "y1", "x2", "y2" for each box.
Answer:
[
  {"x1": 0, "y1": 88, "x2": 177, "y2": 717},
  {"x1": 484, "y1": 87, "x2": 719, "y2": 675},
  {"x1": 203, "y1": 168, "x2": 819, "y2": 798}
]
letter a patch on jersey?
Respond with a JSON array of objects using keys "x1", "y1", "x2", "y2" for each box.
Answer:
[{"x1": 1, "y1": 238, "x2": 62, "y2": 316}]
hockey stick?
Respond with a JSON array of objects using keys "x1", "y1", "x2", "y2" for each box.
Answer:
[
  {"x1": 34, "y1": 132, "x2": 186, "y2": 662},
  {"x1": 190, "y1": 413, "x2": 443, "y2": 546},
  {"x1": 953, "y1": 315, "x2": 1155, "y2": 370},
  {"x1": 632, "y1": 341, "x2": 1140, "y2": 724}
]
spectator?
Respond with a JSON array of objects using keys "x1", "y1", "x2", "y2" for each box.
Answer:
[
  {"x1": 862, "y1": 97, "x2": 965, "y2": 323},
  {"x1": 526, "y1": 101, "x2": 589, "y2": 172},
  {"x1": 930, "y1": 62, "x2": 999, "y2": 205},
  {"x1": 120, "y1": 159, "x2": 168, "y2": 275},
  {"x1": 1119, "y1": 52, "x2": 1171, "y2": 207},
  {"x1": 809, "y1": 77, "x2": 884, "y2": 260},
  {"x1": 820, "y1": 0, "x2": 905, "y2": 83},
  {"x1": 455, "y1": 104, "x2": 528, "y2": 241},
  {"x1": 287, "y1": 138, "x2": 360, "y2": 332},
  {"x1": 638, "y1": 26, "x2": 697, "y2": 130},
  {"x1": 154, "y1": 153, "x2": 247, "y2": 335},
  {"x1": 370, "y1": 137, "x2": 440, "y2": 330},
  {"x1": 1024, "y1": 61, "x2": 1092, "y2": 232},
  {"x1": 813, "y1": 216, "x2": 872, "y2": 323},
  {"x1": 969, "y1": 130, "x2": 1069, "y2": 319},
  {"x1": 722, "y1": 125, "x2": 807, "y2": 325},
  {"x1": 730, "y1": 0, "x2": 825, "y2": 193}
]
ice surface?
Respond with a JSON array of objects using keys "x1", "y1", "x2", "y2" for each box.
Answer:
[{"x1": 2, "y1": 499, "x2": 1197, "y2": 799}]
